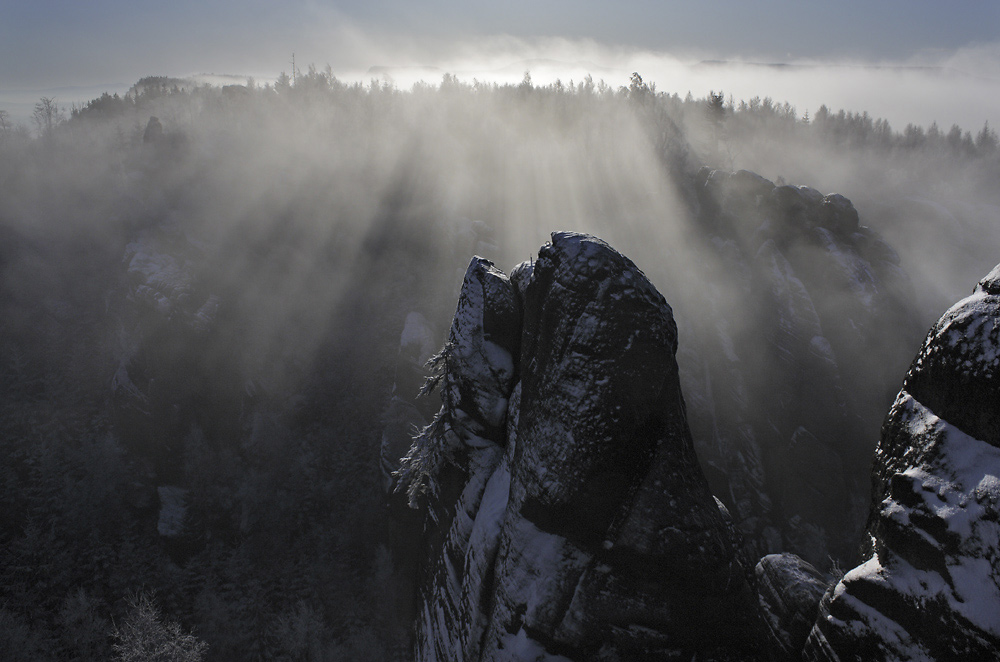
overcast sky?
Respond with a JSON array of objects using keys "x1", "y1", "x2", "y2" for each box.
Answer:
[{"x1": 1, "y1": 1, "x2": 998, "y2": 128}]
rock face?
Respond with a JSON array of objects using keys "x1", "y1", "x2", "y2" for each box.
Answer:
[
  {"x1": 392, "y1": 256, "x2": 520, "y2": 661},
  {"x1": 804, "y1": 264, "x2": 1000, "y2": 660},
  {"x1": 756, "y1": 553, "x2": 828, "y2": 660},
  {"x1": 396, "y1": 232, "x2": 767, "y2": 661},
  {"x1": 680, "y1": 169, "x2": 920, "y2": 569}
]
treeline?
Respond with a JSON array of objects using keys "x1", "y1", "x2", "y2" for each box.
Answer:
[{"x1": 3, "y1": 66, "x2": 996, "y2": 163}]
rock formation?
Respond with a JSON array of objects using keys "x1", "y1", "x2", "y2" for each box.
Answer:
[
  {"x1": 756, "y1": 553, "x2": 828, "y2": 660},
  {"x1": 803, "y1": 264, "x2": 1000, "y2": 660},
  {"x1": 393, "y1": 232, "x2": 769, "y2": 661},
  {"x1": 383, "y1": 176, "x2": 988, "y2": 661},
  {"x1": 679, "y1": 169, "x2": 919, "y2": 568}
]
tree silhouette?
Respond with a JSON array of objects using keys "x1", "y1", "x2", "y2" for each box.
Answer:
[
  {"x1": 976, "y1": 122, "x2": 998, "y2": 153},
  {"x1": 32, "y1": 97, "x2": 62, "y2": 138}
]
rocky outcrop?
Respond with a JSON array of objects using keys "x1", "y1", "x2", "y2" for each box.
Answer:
[
  {"x1": 398, "y1": 232, "x2": 768, "y2": 661},
  {"x1": 803, "y1": 264, "x2": 1000, "y2": 660},
  {"x1": 756, "y1": 553, "x2": 828, "y2": 660},
  {"x1": 680, "y1": 169, "x2": 919, "y2": 569}
]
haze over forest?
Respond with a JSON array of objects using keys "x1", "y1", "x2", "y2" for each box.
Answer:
[{"x1": 2, "y1": 4, "x2": 1000, "y2": 660}]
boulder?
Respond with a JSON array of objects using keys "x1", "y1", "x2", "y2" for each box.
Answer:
[
  {"x1": 768, "y1": 185, "x2": 824, "y2": 235},
  {"x1": 818, "y1": 194, "x2": 860, "y2": 235},
  {"x1": 704, "y1": 169, "x2": 776, "y2": 215}
]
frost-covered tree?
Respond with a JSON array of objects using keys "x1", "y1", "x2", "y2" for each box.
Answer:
[{"x1": 112, "y1": 594, "x2": 207, "y2": 662}]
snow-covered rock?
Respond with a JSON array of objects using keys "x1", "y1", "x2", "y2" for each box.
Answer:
[
  {"x1": 803, "y1": 264, "x2": 1000, "y2": 661},
  {"x1": 394, "y1": 256, "x2": 521, "y2": 662},
  {"x1": 404, "y1": 232, "x2": 768, "y2": 661}
]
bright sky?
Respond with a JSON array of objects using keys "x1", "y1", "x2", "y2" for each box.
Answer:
[{"x1": 1, "y1": 1, "x2": 998, "y2": 128}]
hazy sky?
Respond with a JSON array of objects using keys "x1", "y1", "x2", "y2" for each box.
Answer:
[{"x1": 1, "y1": 1, "x2": 999, "y2": 128}]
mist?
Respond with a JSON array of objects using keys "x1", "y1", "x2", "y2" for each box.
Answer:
[
  {"x1": 5, "y1": 28, "x2": 1000, "y2": 131},
  {"x1": 352, "y1": 36, "x2": 1000, "y2": 130},
  {"x1": 1, "y1": 57, "x2": 999, "y2": 659}
]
